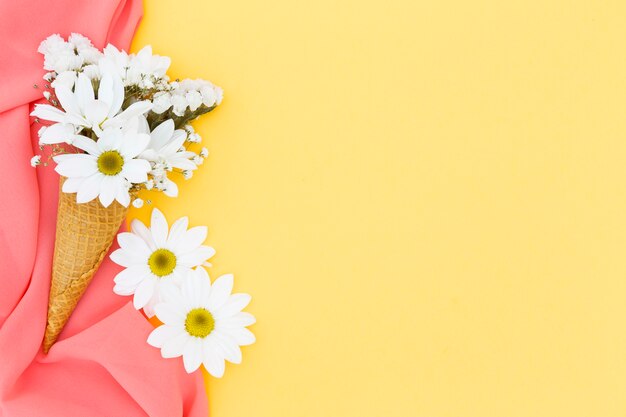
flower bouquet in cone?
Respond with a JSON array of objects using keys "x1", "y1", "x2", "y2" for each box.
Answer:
[
  {"x1": 44, "y1": 178, "x2": 134, "y2": 351},
  {"x1": 31, "y1": 33, "x2": 223, "y2": 352}
]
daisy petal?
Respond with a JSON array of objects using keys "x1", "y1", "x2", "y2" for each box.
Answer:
[
  {"x1": 162, "y1": 331, "x2": 189, "y2": 358},
  {"x1": 149, "y1": 119, "x2": 175, "y2": 151},
  {"x1": 96, "y1": 127, "x2": 123, "y2": 150},
  {"x1": 208, "y1": 274, "x2": 233, "y2": 311},
  {"x1": 182, "y1": 271, "x2": 202, "y2": 306},
  {"x1": 143, "y1": 302, "x2": 156, "y2": 318},
  {"x1": 117, "y1": 232, "x2": 151, "y2": 257},
  {"x1": 165, "y1": 216, "x2": 189, "y2": 248},
  {"x1": 113, "y1": 284, "x2": 136, "y2": 296},
  {"x1": 122, "y1": 159, "x2": 150, "y2": 183},
  {"x1": 113, "y1": 265, "x2": 150, "y2": 287},
  {"x1": 98, "y1": 175, "x2": 119, "y2": 207},
  {"x1": 133, "y1": 277, "x2": 155, "y2": 309},
  {"x1": 61, "y1": 177, "x2": 83, "y2": 193},
  {"x1": 177, "y1": 246, "x2": 215, "y2": 267},
  {"x1": 177, "y1": 226, "x2": 208, "y2": 253},
  {"x1": 74, "y1": 73, "x2": 95, "y2": 110},
  {"x1": 202, "y1": 343, "x2": 226, "y2": 378},
  {"x1": 76, "y1": 174, "x2": 103, "y2": 204},
  {"x1": 115, "y1": 185, "x2": 131, "y2": 207},
  {"x1": 213, "y1": 332, "x2": 242, "y2": 364},
  {"x1": 219, "y1": 312, "x2": 256, "y2": 329},
  {"x1": 170, "y1": 157, "x2": 198, "y2": 171},
  {"x1": 151, "y1": 208, "x2": 169, "y2": 247},
  {"x1": 225, "y1": 327, "x2": 256, "y2": 346},
  {"x1": 84, "y1": 99, "x2": 109, "y2": 127},
  {"x1": 71, "y1": 135, "x2": 100, "y2": 155},
  {"x1": 183, "y1": 338, "x2": 203, "y2": 373},
  {"x1": 113, "y1": 278, "x2": 142, "y2": 292},
  {"x1": 98, "y1": 73, "x2": 124, "y2": 117},
  {"x1": 160, "y1": 131, "x2": 188, "y2": 156},
  {"x1": 159, "y1": 281, "x2": 186, "y2": 305},
  {"x1": 110, "y1": 248, "x2": 143, "y2": 267},
  {"x1": 31, "y1": 104, "x2": 67, "y2": 123},
  {"x1": 109, "y1": 100, "x2": 153, "y2": 124},
  {"x1": 137, "y1": 115, "x2": 150, "y2": 134},
  {"x1": 154, "y1": 302, "x2": 186, "y2": 326},
  {"x1": 55, "y1": 154, "x2": 98, "y2": 178},
  {"x1": 39, "y1": 123, "x2": 75, "y2": 145},
  {"x1": 215, "y1": 293, "x2": 252, "y2": 319},
  {"x1": 97, "y1": 73, "x2": 114, "y2": 109},
  {"x1": 147, "y1": 325, "x2": 182, "y2": 348},
  {"x1": 120, "y1": 133, "x2": 150, "y2": 158},
  {"x1": 130, "y1": 219, "x2": 157, "y2": 251},
  {"x1": 197, "y1": 268, "x2": 212, "y2": 304},
  {"x1": 55, "y1": 85, "x2": 81, "y2": 116}
]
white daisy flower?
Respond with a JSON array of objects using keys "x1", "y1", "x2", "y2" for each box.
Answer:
[
  {"x1": 147, "y1": 267, "x2": 256, "y2": 376},
  {"x1": 31, "y1": 72, "x2": 152, "y2": 142},
  {"x1": 54, "y1": 127, "x2": 151, "y2": 207},
  {"x1": 111, "y1": 208, "x2": 216, "y2": 317}
]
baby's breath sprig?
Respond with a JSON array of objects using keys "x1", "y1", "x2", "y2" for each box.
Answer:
[{"x1": 31, "y1": 142, "x2": 70, "y2": 169}]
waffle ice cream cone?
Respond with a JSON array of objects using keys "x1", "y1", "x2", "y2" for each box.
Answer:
[{"x1": 43, "y1": 177, "x2": 130, "y2": 353}]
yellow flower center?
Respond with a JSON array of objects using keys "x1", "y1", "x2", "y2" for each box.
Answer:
[
  {"x1": 185, "y1": 308, "x2": 215, "y2": 338},
  {"x1": 148, "y1": 249, "x2": 177, "y2": 277},
  {"x1": 97, "y1": 150, "x2": 124, "y2": 176}
]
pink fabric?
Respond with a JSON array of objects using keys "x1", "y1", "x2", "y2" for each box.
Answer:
[{"x1": 0, "y1": 1, "x2": 208, "y2": 416}]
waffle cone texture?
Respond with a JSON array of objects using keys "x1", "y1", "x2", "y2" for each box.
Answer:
[{"x1": 43, "y1": 177, "x2": 130, "y2": 353}]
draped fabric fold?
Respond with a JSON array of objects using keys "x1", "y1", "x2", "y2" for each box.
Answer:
[{"x1": 0, "y1": 1, "x2": 208, "y2": 415}]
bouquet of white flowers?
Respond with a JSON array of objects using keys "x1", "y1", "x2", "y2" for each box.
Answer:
[{"x1": 31, "y1": 33, "x2": 223, "y2": 352}]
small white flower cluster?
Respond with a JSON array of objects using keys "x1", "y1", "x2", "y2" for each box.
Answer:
[
  {"x1": 38, "y1": 33, "x2": 101, "y2": 74},
  {"x1": 31, "y1": 33, "x2": 223, "y2": 207},
  {"x1": 30, "y1": 155, "x2": 41, "y2": 167},
  {"x1": 38, "y1": 33, "x2": 170, "y2": 91},
  {"x1": 165, "y1": 79, "x2": 224, "y2": 116},
  {"x1": 38, "y1": 33, "x2": 222, "y2": 112},
  {"x1": 185, "y1": 124, "x2": 201, "y2": 143}
]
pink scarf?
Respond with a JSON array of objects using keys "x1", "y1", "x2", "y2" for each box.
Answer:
[{"x1": 0, "y1": 1, "x2": 208, "y2": 415}]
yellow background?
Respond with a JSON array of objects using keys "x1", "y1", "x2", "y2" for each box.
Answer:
[{"x1": 130, "y1": 1, "x2": 626, "y2": 416}]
